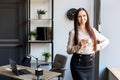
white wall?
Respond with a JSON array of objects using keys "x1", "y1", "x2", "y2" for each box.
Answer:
[
  {"x1": 99, "y1": 0, "x2": 120, "y2": 80},
  {"x1": 54, "y1": 0, "x2": 94, "y2": 80}
]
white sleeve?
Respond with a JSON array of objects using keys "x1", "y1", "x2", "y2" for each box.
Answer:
[
  {"x1": 93, "y1": 28, "x2": 110, "y2": 51},
  {"x1": 67, "y1": 30, "x2": 78, "y2": 54}
]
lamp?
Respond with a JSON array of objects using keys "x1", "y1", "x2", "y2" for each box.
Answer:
[{"x1": 28, "y1": 54, "x2": 43, "y2": 80}]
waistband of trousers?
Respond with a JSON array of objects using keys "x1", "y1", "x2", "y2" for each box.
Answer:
[{"x1": 74, "y1": 53, "x2": 94, "y2": 57}]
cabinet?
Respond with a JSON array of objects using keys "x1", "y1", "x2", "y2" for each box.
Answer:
[{"x1": 27, "y1": 0, "x2": 54, "y2": 63}]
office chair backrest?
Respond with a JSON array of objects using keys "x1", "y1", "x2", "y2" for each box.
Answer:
[
  {"x1": 50, "y1": 54, "x2": 67, "y2": 79},
  {"x1": 53, "y1": 54, "x2": 67, "y2": 69}
]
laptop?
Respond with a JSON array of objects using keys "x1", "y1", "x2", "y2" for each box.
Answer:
[{"x1": 9, "y1": 58, "x2": 32, "y2": 76}]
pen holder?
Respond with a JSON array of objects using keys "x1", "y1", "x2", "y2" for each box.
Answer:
[{"x1": 35, "y1": 68, "x2": 43, "y2": 76}]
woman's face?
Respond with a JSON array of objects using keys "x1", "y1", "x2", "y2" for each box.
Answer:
[{"x1": 78, "y1": 10, "x2": 87, "y2": 25}]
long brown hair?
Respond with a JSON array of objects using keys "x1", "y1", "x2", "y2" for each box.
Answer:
[{"x1": 74, "y1": 8, "x2": 97, "y2": 52}]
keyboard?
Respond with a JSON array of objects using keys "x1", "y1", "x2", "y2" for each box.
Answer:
[{"x1": 18, "y1": 69, "x2": 31, "y2": 75}]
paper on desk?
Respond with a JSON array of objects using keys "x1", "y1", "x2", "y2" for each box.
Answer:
[
  {"x1": 5, "y1": 67, "x2": 20, "y2": 71},
  {"x1": 5, "y1": 68, "x2": 12, "y2": 71}
]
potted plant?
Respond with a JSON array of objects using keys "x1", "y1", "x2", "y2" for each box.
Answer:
[
  {"x1": 29, "y1": 31, "x2": 37, "y2": 40},
  {"x1": 37, "y1": 9, "x2": 47, "y2": 19},
  {"x1": 42, "y1": 52, "x2": 51, "y2": 62}
]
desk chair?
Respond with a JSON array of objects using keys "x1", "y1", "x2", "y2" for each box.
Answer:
[{"x1": 49, "y1": 54, "x2": 67, "y2": 80}]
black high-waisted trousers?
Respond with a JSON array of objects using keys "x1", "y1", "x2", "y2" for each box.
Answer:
[{"x1": 70, "y1": 53, "x2": 94, "y2": 80}]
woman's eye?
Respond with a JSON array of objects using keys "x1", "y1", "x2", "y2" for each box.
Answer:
[
  {"x1": 83, "y1": 15, "x2": 86, "y2": 17},
  {"x1": 78, "y1": 16, "x2": 81, "y2": 18}
]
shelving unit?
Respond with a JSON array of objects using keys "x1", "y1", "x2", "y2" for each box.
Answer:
[{"x1": 27, "y1": 0, "x2": 54, "y2": 63}]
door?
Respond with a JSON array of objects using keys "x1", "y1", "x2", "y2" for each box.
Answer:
[{"x1": 0, "y1": 0, "x2": 28, "y2": 66}]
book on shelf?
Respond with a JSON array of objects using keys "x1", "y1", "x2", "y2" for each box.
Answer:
[{"x1": 36, "y1": 27, "x2": 52, "y2": 41}]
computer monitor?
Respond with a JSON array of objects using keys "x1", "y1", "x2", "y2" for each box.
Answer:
[{"x1": 9, "y1": 58, "x2": 31, "y2": 76}]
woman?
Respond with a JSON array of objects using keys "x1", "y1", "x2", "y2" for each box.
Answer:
[{"x1": 67, "y1": 8, "x2": 109, "y2": 80}]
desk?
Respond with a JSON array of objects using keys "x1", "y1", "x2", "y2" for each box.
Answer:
[
  {"x1": 0, "y1": 65, "x2": 61, "y2": 80},
  {"x1": 107, "y1": 67, "x2": 120, "y2": 80}
]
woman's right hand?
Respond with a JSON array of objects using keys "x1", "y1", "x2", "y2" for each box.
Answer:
[{"x1": 80, "y1": 39, "x2": 88, "y2": 48}]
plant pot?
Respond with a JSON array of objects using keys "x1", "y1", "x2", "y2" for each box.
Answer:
[
  {"x1": 45, "y1": 57, "x2": 49, "y2": 62},
  {"x1": 31, "y1": 36, "x2": 36, "y2": 40},
  {"x1": 38, "y1": 14, "x2": 44, "y2": 19}
]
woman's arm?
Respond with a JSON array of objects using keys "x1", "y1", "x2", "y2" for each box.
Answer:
[
  {"x1": 67, "y1": 30, "x2": 80, "y2": 54},
  {"x1": 93, "y1": 28, "x2": 110, "y2": 51}
]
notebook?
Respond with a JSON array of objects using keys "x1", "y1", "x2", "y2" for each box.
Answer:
[{"x1": 9, "y1": 58, "x2": 32, "y2": 76}]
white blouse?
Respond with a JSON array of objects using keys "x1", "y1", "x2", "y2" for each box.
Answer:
[{"x1": 67, "y1": 27, "x2": 109, "y2": 54}]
